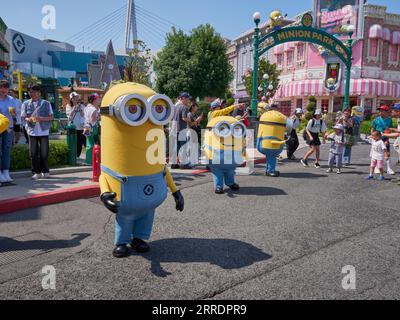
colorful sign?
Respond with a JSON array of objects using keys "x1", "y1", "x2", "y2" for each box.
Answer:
[{"x1": 315, "y1": 0, "x2": 363, "y2": 37}]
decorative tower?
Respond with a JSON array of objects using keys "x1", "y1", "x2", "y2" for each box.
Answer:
[{"x1": 124, "y1": 0, "x2": 138, "y2": 53}]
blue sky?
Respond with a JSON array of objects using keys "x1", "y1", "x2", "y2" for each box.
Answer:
[{"x1": 2, "y1": 0, "x2": 399, "y2": 52}]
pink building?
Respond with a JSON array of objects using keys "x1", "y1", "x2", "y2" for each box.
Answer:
[
  {"x1": 230, "y1": 1, "x2": 400, "y2": 116},
  {"x1": 273, "y1": 3, "x2": 400, "y2": 116}
]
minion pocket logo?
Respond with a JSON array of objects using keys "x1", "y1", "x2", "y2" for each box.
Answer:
[{"x1": 143, "y1": 184, "x2": 155, "y2": 196}]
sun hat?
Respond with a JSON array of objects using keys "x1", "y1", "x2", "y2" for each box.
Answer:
[{"x1": 295, "y1": 108, "x2": 304, "y2": 114}]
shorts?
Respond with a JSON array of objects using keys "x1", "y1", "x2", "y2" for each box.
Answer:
[
  {"x1": 308, "y1": 132, "x2": 321, "y2": 146},
  {"x1": 13, "y1": 124, "x2": 21, "y2": 133},
  {"x1": 371, "y1": 159, "x2": 384, "y2": 169}
]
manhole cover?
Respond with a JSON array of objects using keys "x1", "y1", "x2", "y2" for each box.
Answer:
[{"x1": 0, "y1": 232, "x2": 55, "y2": 267}]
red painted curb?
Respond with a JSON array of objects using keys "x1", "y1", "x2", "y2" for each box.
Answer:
[{"x1": 0, "y1": 185, "x2": 100, "y2": 215}]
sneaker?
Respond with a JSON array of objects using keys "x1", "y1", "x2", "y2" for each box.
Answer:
[
  {"x1": 314, "y1": 163, "x2": 321, "y2": 169},
  {"x1": 387, "y1": 169, "x2": 396, "y2": 176},
  {"x1": 215, "y1": 187, "x2": 225, "y2": 195},
  {"x1": 0, "y1": 173, "x2": 7, "y2": 183},
  {"x1": 300, "y1": 159, "x2": 309, "y2": 167},
  {"x1": 42, "y1": 173, "x2": 51, "y2": 179},
  {"x1": 171, "y1": 165, "x2": 180, "y2": 170},
  {"x1": 32, "y1": 174, "x2": 41, "y2": 181},
  {"x1": 326, "y1": 168, "x2": 333, "y2": 173},
  {"x1": 336, "y1": 169, "x2": 342, "y2": 175},
  {"x1": 365, "y1": 175, "x2": 374, "y2": 180},
  {"x1": 378, "y1": 176, "x2": 385, "y2": 181},
  {"x1": 2, "y1": 171, "x2": 13, "y2": 182}
]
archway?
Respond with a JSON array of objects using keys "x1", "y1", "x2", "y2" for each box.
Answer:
[{"x1": 251, "y1": 13, "x2": 354, "y2": 116}]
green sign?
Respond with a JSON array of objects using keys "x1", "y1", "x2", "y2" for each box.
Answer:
[{"x1": 258, "y1": 26, "x2": 351, "y2": 66}]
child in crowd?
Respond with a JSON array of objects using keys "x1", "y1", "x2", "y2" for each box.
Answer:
[
  {"x1": 324, "y1": 124, "x2": 346, "y2": 174},
  {"x1": 367, "y1": 130, "x2": 389, "y2": 181}
]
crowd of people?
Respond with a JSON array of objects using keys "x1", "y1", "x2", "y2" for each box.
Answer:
[
  {"x1": 0, "y1": 79, "x2": 102, "y2": 184},
  {"x1": 1, "y1": 78, "x2": 400, "y2": 186}
]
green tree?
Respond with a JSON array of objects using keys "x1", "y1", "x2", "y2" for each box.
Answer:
[
  {"x1": 153, "y1": 28, "x2": 192, "y2": 98},
  {"x1": 244, "y1": 58, "x2": 280, "y2": 100},
  {"x1": 154, "y1": 25, "x2": 233, "y2": 99},
  {"x1": 188, "y1": 24, "x2": 233, "y2": 99},
  {"x1": 124, "y1": 40, "x2": 153, "y2": 87},
  {"x1": 305, "y1": 96, "x2": 317, "y2": 121}
]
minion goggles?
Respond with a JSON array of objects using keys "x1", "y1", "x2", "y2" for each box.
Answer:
[
  {"x1": 100, "y1": 93, "x2": 174, "y2": 126},
  {"x1": 208, "y1": 121, "x2": 247, "y2": 139}
]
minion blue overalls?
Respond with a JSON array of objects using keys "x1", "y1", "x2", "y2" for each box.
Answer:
[
  {"x1": 101, "y1": 165, "x2": 168, "y2": 245},
  {"x1": 257, "y1": 136, "x2": 284, "y2": 174}
]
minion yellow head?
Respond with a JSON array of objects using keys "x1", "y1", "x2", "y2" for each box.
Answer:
[
  {"x1": 100, "y1": 82, "x2": 174, "y2": 176},
  {"x1": 258, "y1": 110, "x2": 290, "y2": 150},
  {"x1": 204, "y1": 116, "x2": 247, "y2": 162},
  {"x1": 270, "y1": 10, "x2": 285, "y2": 27}
]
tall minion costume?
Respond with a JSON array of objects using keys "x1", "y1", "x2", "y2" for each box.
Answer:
[
  {"x1": 268, "y1": 10, "x2": 287, "y2": 31},
  {"x1": 0, "y1": 114, "x2": 10, "y2": 134},
  {"x1": 99, "y1": 83, "x2": 184, "y2": 258},
  {"x1": 204, "y1": 116, "x2": 247, "y2": 194},
  {"x1": 257, "y1": 111, "x2": 292, "y2": 177}
]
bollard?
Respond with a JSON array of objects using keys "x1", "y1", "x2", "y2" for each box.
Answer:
[
  {"x1": 66, "y1": 123, "x2": 77, "y2": 166},
  {"x1": 92, "y1": 144, "x2": 101, "y2": 182}
]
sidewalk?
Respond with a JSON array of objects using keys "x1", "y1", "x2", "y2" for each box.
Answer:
[{"x1": 0, "y1": 135, "x2": 306, "y2": 215}]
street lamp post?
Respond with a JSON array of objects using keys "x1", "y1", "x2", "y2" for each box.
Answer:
[
  {"x1": 251, "y1": 12, "x2": 261, "y2": 119},
  {"x1": 343, "y1": 24, "x2": 355, "y2": 111}
]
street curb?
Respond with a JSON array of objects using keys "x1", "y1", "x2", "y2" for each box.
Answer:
[
  {"x1": 0, "y1": 185, "x2": 100, "y2": 215},
  {"x1": 11, "y1": 166, "x2": 93, "y2": 179}
]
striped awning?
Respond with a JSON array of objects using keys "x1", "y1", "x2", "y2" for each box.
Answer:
[
  {"x1": 392, "y1": 31, "x2": 400, "y2": 45},
  {"x1": 383, "y1": 28, "x2": 391, "y2": 42},
  {"x1": 369, "y1": 24, "x2": 383, "y2": 39},
  {"x1": 275, "y1": 79, "x2": 400, "y2": 98},
  {"x1": 340, "y1": 79, "x2": 400, "y2": 97}
]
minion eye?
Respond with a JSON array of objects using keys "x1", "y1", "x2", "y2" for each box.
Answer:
[
  {"x1": 152, "y1": 104, "x2": 168, "y2": 121},
  {"x1": 112, "y1": 94, "x2": 149, "y2": 127},
  {"x1": 147, "y1": 94, "x2": 174, "y2": 125},
  {"x1": 233, "y1": 124, "x2": 246, "y2": 138},
  {"x1": 216, "y1": 123, "x2": 231, "y2": 138},
  {"x1": 125, "y1": 103, "x2": 144, "y2": 122}
]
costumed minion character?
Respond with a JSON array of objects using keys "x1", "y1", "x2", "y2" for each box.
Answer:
[
  {"x1": 204, "y1": 116, "x2": 247, "y2": 194},
  {"x1": 268, "y1": 10, "x2": 287, "y2": 31},
  {"x1": 0, "y1": 114, "x2": 10, "y2": 134},
  {"x1": 99, "y1": 83, "x2": 184, "y2": 258},
  {"x1": 257, "y1": 110, "x2": 292, "y2": 177}
]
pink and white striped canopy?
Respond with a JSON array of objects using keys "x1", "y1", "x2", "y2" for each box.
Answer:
[
  {"x1": 369, "y1": 24, "x2": 383, "y2": 39},
  {"x1": 392, "y1": 31, "x2": 400, "y2": 45},
  {"x1": 275, "y1": 79, "x2": 400, "y2": 98}
]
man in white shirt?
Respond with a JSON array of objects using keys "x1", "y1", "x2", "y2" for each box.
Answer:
[
  {"x1": 9, "y1": 90, "x2": 23, "y2": 144},
  {"x1": 21, "y1": 85, "x2": 54, "y2": 180}
]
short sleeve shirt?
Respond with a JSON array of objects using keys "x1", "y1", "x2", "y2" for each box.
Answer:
[
  {"x1": 372, "y1": 117, "x2": 393, "y2": 133},
  {"x1": 370, "y1": 140, "x2": 387, "y2": 160}
]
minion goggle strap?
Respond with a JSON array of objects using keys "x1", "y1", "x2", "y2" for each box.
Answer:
[
  {"x1": 100, "y1": 94, "x2": 174, "y2": 127},
  {"x1": 208, "y1": 121, "x2": 247, "y2": 139},
  {"x1": 259, "y1": 119, "x2": 293, "y2": 131}
]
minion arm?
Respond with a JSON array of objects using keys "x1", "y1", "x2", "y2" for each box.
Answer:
[
  {"x1": 0, "y1": 114, "x2": 10, "y2": 134},
  {"x1": 99, "y1": 174, "x2": 111, "y2": 194},
  {"x1": 165, "y1": 168, "x2": 178, "y2": 194},
  {"x1": 209, "y1": 105, "x2": 235, "y2": 119}
]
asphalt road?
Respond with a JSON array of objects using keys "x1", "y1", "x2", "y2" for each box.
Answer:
[{"x1": 0, "y1": 143, "x2": 399, "y2": 300}]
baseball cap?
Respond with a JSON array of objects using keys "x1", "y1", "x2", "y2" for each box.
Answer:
[
  {"x1": 392, "y1": 104, "x2": 400, "y2": 111},
  {"x1": 295, "y1": 108, "x2": 304, "y2": 114},
  {"x1": 210, "y1": 99, "x2": 222, "y2": 109},
  {"x1": 70, "y1": 92, "x2": 80, "y2": 100},
  {"x1": 378, "y1": 105, "x2": 390, "y2": 112},
  {"x1": 314, "y1": 109, "x2": 322, "y2": 116},
  {"x1": 333, "y1": 124, "x2": 344, "y2": 131},
  {"x1": 179, "y1": 92, "x2": 191, "y2": 99}
]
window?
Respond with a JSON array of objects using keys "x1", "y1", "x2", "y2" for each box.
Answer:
[
  {"x1": 296, "y1": 99, "x2": 303, "y2": 108},
  {"x1": 297, "y1": 43, "x2": 305, "y2": 61},
  {"x1": 277, "y1": 54, "x2": 284, "y2": 68},
  {"x1": 368, "y1": 39, "x2": 379, "y2": 58},
  {"x1": 389, "y1": 44, "x2": 399, "y2": 63},
  {"x1": 287, "y1": 51, "x2": 294, "y2": 67},
  {"x1": 279, "y1": 101, "x2": 292, "y2": 116}
]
